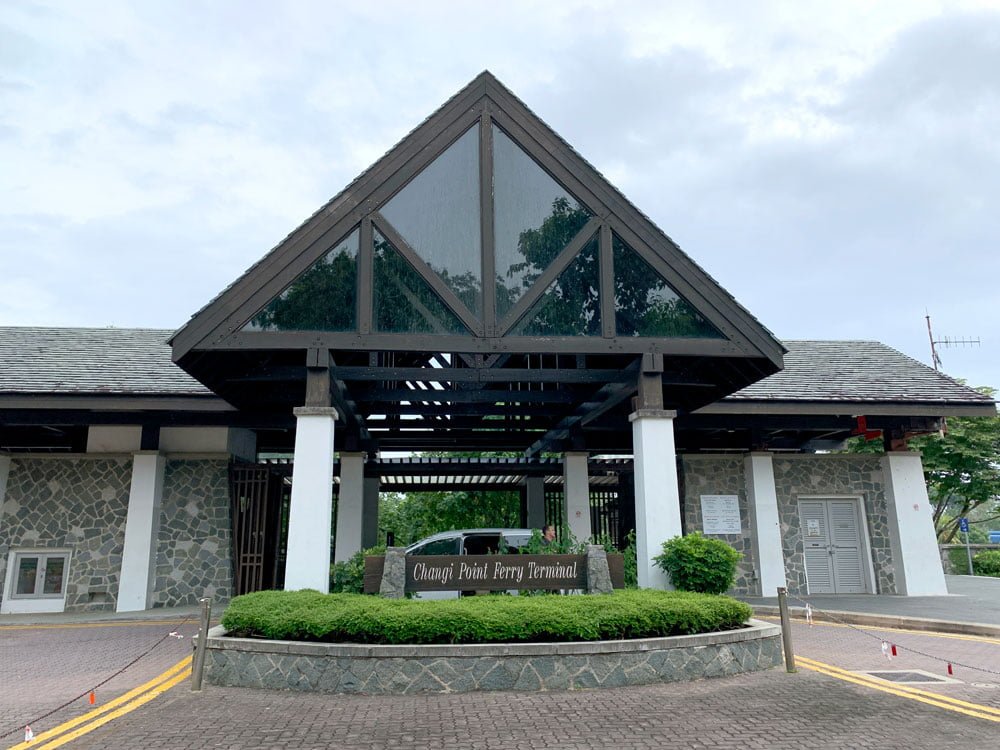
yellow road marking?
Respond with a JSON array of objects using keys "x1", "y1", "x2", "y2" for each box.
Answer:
[
  {"x1": 5, "y1": 656, "x2": 192, "y2": 750},
  {"x1": 760, "y1": 615, "x2": 1000, "y2": 645},
  {"x1": 27, "y1": 667, "x2": 192, "y2": 749},
  {"x1": 796, "y1": 656, "x2": 1000, "y2": 723}
]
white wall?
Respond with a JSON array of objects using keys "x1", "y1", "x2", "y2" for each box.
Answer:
[
  {"x1": 87, "y1": 426, "x2": 141, "y2": 453},
  {"x1": 882, "y1": 452, "x2": 948, "y2": 595}
]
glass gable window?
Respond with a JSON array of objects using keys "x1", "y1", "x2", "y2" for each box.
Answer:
[
  {"x1": 373, "y1": 230, "x2": 469, "y2": 335},
  {"x1": 613, "y1": 234, "x2": 723, "y2": 338},
  {"x1": 381, "y1": 126, "x2": 482, "y2": 317},
  {"x1": 493, "y1": 125, "x2": 593, "y2": 321},
  {"x1": 244, "y1": 230, "x2": 359, "y2": 332},
  {"x1": 12, "y1": 551, "x2": 68, "y2": 598},
  {"x1": 510, "y1": 234, "x2": 600, "y2": 336}
]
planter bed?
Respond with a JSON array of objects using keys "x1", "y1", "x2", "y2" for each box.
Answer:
[{"x1": 204, "y1": 618, "x2": 782, "y2": 694}]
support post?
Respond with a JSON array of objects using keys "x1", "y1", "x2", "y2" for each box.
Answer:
[
  {"x1": 362, "y1": 476, "x2": 380, "y2": 550},
  {"x1": 777, "y1": 587, "x2": 796, "y2": 673},
  {"x1": 335, "y1": 452, "x2": 365, "y2": 563},
  {"x1": 563, "y1": 452, "x2": 591, "y2": 542},
  {"x1": 744, "y1": 453, "x2": 787, "y2": 596},
  {"x1": 526, "y1": 476, "x2": 545, "y2": 530},
  {"x1": 117, "y1": 452, "x2": 166, "y2": 612},
  {"x1": 191, "y1": 597, "x2": 212, "y2": 692},
  {"x1": 630, "y1": 409, "x2": 681, "y2": 589},
  {"x1": 881, "y1": 452, "x2": 948, "y2": 595},
  {"x1": 285, "y1": 406, "x2": 338, "y2": 591}
]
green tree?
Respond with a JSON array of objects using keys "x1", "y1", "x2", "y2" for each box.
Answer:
[
  {"x1": 844, "y1": 386, "x2": 1000, "y2": 542},
  {"x1": 378, "y1": 489, "x2": 522, "y2": 545},
  {"x1": 910, "y1": 388, "x2": 1000, "y2": 542}
]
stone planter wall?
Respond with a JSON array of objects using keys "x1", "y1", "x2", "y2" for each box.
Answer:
[{"x1": 204, "y1": 619, "x2": 782, "y2": 694}]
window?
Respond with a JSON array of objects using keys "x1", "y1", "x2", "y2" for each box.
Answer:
[
  {"x1": 410, "y1": 538, "x2": 460, "y2": 555},
  {"x1": 11, "y1": 551, "x2": 69, "y2": 599}
]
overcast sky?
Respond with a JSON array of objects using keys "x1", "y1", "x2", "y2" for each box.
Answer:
[{"x1": 2, "y1": 0, "x2": 997, "y2": 390}]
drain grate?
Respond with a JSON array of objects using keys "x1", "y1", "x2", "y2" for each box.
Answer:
[{"x1": 862, "y1": 670, "x2": 959, "y2": 685}]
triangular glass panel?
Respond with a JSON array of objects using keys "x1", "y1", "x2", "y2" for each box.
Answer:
[
  {"x1": 493, "y1": 124, "x2": 593, "y2": 320},
  {"x1": 613, "y1": 234, "x2": 723, "y2": 338},
  {"x1": 243, "y1": 229, "x2": 358, "y2": 332},
  {"x1": 509, "y1": 233, "x2": 600, "y2": 336},
  {"x1": 373, "y1": 230, "x2": 469, "y2": 335},
  {"x1": 380, "y1": 125, "x2": 482, "y2": 317}
]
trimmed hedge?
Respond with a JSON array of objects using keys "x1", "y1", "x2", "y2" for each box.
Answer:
[
  {"x1": 973, "y1": 549, "x2": 1000, "y2": 577},
  {"x1": 220, "y1": 589, "x2": 753, "y2": 645}
]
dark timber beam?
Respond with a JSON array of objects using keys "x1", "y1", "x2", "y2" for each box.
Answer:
[
  {"x1": 524, "y1": 358, "x2": 643, "y2": 458},
  {"x1": 332, "y1": 366, "x2": 632, "y2": 384}
]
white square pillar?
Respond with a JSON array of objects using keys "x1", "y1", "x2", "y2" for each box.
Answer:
[
  {"x1": 882, "y1": 452, "x2": 948, "y2": 595},
  {"x1": 0, "y1": 454, "x2": 10, "y2": 507},
  {"x1": 335, "y1": 452, "x2": 365, "y2": 563},
  {"x1": 362, "y1": 476, "x2": 380, "y2": 550},
  {"x1": 0, "y1": 455, "x2": 11, "y2": 541},
  {"x1": 744, "y1": 453, "x2": 787, "y2": 596},
  {"x1": 631, "y1": 409, "x2": 681, "y2": 589},
  {"x1": 285, "y1": 406, "x2": 337, "y2": 591},
  {"x1": 117, "y1": 452, "x2": 166, "y2": 612},
  {"x1": 563, "y1": 452, "x2": 591, "y2": 542}
]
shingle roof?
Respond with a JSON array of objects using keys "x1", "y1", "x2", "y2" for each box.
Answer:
[
  {"x1": 0, "y1": 327, "x2": 212, "y2": 396},
  {"x1": 726, "y1": 340, "x2": 993, "y2": 405},
  {"x1": 0, "y1": 329, "x2": 992, "y2": 410}
]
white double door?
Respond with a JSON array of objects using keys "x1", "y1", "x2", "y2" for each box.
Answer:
[{"x1": 799, "y1": 499, "x2": 869, "y2": 594}]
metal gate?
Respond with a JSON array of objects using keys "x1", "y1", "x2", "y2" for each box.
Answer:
[
  {"x1": 545, "y1": 486, "x2": 632, "y2": 550},
  {"x1": 228, "y1": 462, "x2": 291, "y2": 596},
  {"x1": 799, "y1": 498, "x2": 868, "y2": 594}
]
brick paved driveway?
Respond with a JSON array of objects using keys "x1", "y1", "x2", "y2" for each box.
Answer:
[
  {"x1": 0, "y1": 617, "x2": 197, "y2": 746},
  {"x1": 4, "y1": 615, "x2": 998, "y2": 749}
]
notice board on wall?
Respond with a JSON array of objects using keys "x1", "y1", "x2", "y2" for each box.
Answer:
[{"x1": 700, "y1": 495, "x2": 742, "y2": 535}]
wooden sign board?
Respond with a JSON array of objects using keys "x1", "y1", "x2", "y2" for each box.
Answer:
[{"x1": 364, "y1": 554, "x2": 625, "y2": 594}]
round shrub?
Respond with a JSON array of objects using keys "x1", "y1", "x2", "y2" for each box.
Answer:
[
  {"x1": 973, "y1": 549, "x2": 1000, "y2": 577},
  {"x1": 653, "y1": 532, "x2": 741, "y2": 594}
]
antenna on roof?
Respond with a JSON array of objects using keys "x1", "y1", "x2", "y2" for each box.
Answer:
[{"x1": 925, "y1": 313, "x2": 980, "y2": 371}]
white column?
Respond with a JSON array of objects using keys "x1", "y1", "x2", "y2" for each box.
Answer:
[
  {"x1": 0, "y1": 455, "x2": 11, "y2": 540},
  {"x1": 117, "y1": 452, "x2": 166, "y2": 612},
  {"x1": 525, "y1": 476, "x2": 546, "y2": 530},
  {"x1": 362, "y1": 477, "x2": 380, "y2": 550},
  {"x1": 0, "y1": 454, "x2": 10, "y2": 506},
  {"x1": 563, "y1": 452, "x2": 591, "y2": 543},
  {"x1": 882, "y1": 452, "x2": 948, "y2": 595},
  {"x1": 744, "y1": 453, "x2": 787, "y2": 596},
  {"x1": 335, "y1": 452, "x2": 365, "y2": 563},
  {"x1": 631, "y1": 409, "x2": 681, "y2": 589},
  {"x1": 285, "y1": 407, "x2": 337, "y2": 591}
]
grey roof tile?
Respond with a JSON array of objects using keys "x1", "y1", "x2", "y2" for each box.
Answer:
[
  {"x1": 0, "y1": 329, "x2": 992, "y2": 409},
  {"x1": 726, "y1": 340, "x2": 993, "y2": 405},
  {"x1": 0, "y1": 327, "x2": 211, "y2": 396}
]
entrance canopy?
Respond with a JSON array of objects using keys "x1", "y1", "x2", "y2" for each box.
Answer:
[{"x1": 171, "y1": 72, "x2": 784, "y2": 455}]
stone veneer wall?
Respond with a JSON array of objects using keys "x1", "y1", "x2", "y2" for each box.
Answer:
[
  {"x1": 0, "y1": 457, "x2": 132, "y2": 610},
  {"x1": 680, "y1": 456, "x2": 757, "y2": 595},
  {"x1": 771, "y1": 455, "x2": 895, "y2": 595},
  {"x1": 153, "y1": 459, "x2": 233, "y2": 607},
  {"x1": 205, "y1": 621, "x2": 783, "y2": 694}
]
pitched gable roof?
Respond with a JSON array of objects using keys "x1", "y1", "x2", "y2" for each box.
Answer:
[{"x1": 169, "y1": 71, "x2": 784, "y2": 367}]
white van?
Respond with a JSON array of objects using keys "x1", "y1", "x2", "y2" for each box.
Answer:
[{"x1": 405, "y1": 528, "x2": 535, "y2": 557}]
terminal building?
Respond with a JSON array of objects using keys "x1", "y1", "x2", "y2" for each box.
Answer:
[{"x1": 1, "y1": 73, "x2": 994, "y2": 614}]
